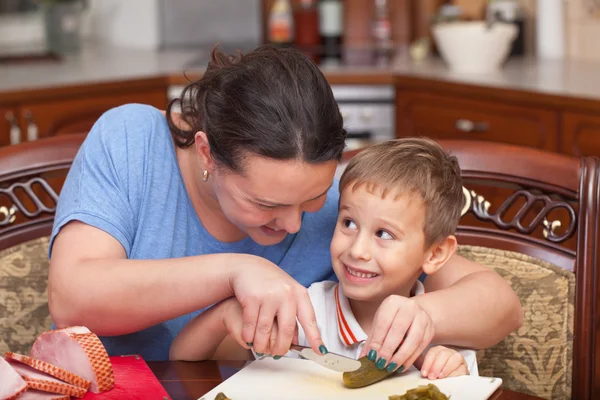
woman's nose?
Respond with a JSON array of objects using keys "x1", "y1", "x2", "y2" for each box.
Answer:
[
  {"x1": 279, "y1": 209, "x2": 302, "y2": 234},
  {"x1": 349, "y1": 233, "x2": 371, "y2": 261}
]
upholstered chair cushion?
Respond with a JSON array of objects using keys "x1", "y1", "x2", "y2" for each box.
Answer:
[
  {"x1": 0, "y1": 237, "x2": 52, "y2": 355},
  {"x1": 457, "y1": 245, "x2": 575, "y2": 400}
]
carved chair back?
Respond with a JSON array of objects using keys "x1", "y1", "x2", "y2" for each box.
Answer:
[
  {"x1": 0, "y1": 133, "x2": 86, "y2": 250},
  {"x1": 439, "y1": 140, "x2": 598, "y2": 400}
]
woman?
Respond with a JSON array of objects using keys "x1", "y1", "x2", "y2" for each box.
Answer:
[{"x1": 48, "y1": 45, "x2": 522, "y2": 369}]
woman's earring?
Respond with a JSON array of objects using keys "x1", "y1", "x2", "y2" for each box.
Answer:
[{"x1": 202, "y1": 170, "x2": 210, "y2": 182}]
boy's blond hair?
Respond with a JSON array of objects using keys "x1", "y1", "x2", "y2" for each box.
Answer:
[{"x1": 339, "y1": 138, "x2": 463, "y2": 248}]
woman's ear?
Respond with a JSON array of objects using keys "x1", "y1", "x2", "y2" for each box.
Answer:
[
  {"x1": 194, "y1": 131, "x2": 215, "y2": 172},
  {"x1": 422, "y1": 235, "x2": 458, "y2": 276}
]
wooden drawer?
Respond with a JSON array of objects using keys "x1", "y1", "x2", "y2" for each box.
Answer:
[
  {"x1": 561, "y1": 111, "x2": 600, "y2": 157},
  {"x1": 14, "y1": 88, "x2": 167, "y2": 142},
  {"x1": 396, "y1": 91, "x2": 559, "y2": 151}
]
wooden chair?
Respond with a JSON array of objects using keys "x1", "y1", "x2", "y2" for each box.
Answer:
[
  {"x1": 436, "y1": 140, "x2": 600, "y2": 400},
  {"x1": 0, "y1": 133, "x2": 86, "y2": 250},
  {"x1": 0, "y1": 133, "x2": 86, "y2": 355}
]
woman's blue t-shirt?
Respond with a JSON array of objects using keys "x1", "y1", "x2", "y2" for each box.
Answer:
[{"x1": 50, "y1": 104, "x2": 339, "y2": 361}]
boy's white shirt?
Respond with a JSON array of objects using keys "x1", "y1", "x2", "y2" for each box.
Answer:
[{"x1": 285, "y1": 281, "x2": 479, "y2": 376}]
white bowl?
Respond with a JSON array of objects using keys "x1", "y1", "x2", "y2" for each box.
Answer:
[{"x1": 432, "y1": 21, "x2": 517, "y2": 74}]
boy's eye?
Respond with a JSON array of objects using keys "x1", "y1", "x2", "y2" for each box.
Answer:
[
  {"x1": 376, "y1": 230, "x2": 393, "y2": 240},
  {"x1": 343, "y1": 219, "x2": 357, "y2": 230}
]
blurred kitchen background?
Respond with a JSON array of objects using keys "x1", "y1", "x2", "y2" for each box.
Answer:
[
  {"x1": 1, "y1": 0, "x2": 600, "y2": 158},
  {"x1": 3, "y1": 0, "x2": 600, "y2": 62}
]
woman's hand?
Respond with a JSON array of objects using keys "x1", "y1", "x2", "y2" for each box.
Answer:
[
  {"x1": 221, "y1": 298, "x2": 297, "y2": 358},
  {"x1": 229, "y1": 255, "x2": 325, "y2": 357},
  {"x1": 418, "y1": 345, "x2": 469, "y2": 379},
  {"x1": 359, "y1": 295, "x2": 434, "y2": 373}
]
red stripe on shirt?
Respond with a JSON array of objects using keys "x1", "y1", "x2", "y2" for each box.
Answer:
[{"x1": 335, "y1": 285, "x2": 358, "y2": 344}]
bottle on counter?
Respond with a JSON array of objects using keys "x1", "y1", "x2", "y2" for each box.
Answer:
[
  {"x1": 268, "y1": 0, "x2": 294, "y2": 46},
  {"x1": 372, "y1": 0, "x2": 392, "y2": 51},
  {"x1": 318, "y1": 0, "x2": 344, "y2": 60},
  {"x1": 293, "y1": 0, "x2": 320, "y2": 61}
]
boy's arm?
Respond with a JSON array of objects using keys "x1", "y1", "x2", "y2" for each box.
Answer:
[{"x1": 169, "y1": 298, "x2": 252, "y2": 361}]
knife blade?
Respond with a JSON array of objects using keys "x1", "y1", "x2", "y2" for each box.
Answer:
[{"x1": 289, "y1": 344, "x2": 361, "y2": 373}]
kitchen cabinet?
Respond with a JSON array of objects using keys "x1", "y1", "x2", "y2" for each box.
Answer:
[
  {"x1": 395, "y1": 90, "x2": 559, "y2": 151},
  {"x1": 15, "y1": 88, "x2": 167, "y2": 141},
  {"x1": 0, "y1": 82, "x2": 168, "y2": 146},
  {"x1": 561, "y1": 111, "x2": 600, "y2": 157},
  {"x1": 0, "y1": 107, "x2": 19, "y2": 146}
]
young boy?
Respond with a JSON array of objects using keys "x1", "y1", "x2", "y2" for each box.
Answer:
[{"x1": 170, "y1": 138, "x2": 477, "y2": 379}]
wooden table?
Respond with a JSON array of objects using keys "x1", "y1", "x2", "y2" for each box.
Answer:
[{"x1": 147, "y1": 360, "x2": 545, "y2": 400}]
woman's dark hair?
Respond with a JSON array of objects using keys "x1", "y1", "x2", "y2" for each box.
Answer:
[{"x1": 166, "y1": 44, "x2": 347, "y2": 172}]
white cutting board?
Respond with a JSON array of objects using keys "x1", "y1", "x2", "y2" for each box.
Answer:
[{"x1": 200, "y1": 358, "x2": 502, "y2": 400}]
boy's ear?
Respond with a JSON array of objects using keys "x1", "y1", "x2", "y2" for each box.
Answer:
[{"x1": 422, "y1": 235, "x2": 458, "y2": 275}]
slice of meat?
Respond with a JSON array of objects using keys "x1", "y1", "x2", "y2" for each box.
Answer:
[
  {"x1": 30, "y1": 326, "x2": 114, "y2": 393},
  {"x1": 0, "y1": 356, "x2": 27, "y2": 400},
  {"x1": 17, "y1": 390, "x2": 71, "y2": 400},
  {"x1": 6, "y1": 359, "x2": 87, "y2": 398},
  {"x1": 5, "y1": 352, "x2": 91, "y2": 390}
]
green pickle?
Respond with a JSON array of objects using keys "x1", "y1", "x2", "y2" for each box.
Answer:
[
  {"x1": 342, "y1": 356, "x2": 394, "y2": 388},
  {"x1": 388, "y1": 383, "x2": 450, "y2": 400},
  {"x1": 214, "y1": 393, "x2": 231, "y2": 400}
]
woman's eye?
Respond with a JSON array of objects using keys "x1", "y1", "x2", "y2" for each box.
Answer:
[
  {"x1": 343, "y1": 219, "x2": 357, "y2": 229},
  {"x1": 257, "y1": 203, "x2": 277, "y2": 210},
  {"x1": 376, "y1": 230, "x2": 393, "y2": 240}
]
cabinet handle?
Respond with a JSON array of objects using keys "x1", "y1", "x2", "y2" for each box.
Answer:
[
  {"x1": 455, "y1": 118, "x2": 490, "y2": 133},
  {"x1": 5, "y1": 111, "x2": 21, "y2": 145},
  {"x1": 24, "y1": 111, "x2": 39, "y2": 141}
]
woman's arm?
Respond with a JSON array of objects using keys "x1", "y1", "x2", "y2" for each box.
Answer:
[
  {"x1": 49, "y1": 221, "x2": 239, "y2": 335},
  {"x1": 420, "y1": 253, "x2": 523, "y2": 349},
  {"x1": 48, "y1": 221, "x2": 323, "y2": 356},
  {"x1": 170, "y1": 298, "x2": 252, "y2": 361}
]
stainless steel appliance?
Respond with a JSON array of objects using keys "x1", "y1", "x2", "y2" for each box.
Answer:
[{"x1": 331, "y1": 84, "x2": 396, "y2": 149}]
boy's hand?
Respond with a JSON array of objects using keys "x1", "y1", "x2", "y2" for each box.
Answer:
[
  {"x1": 360, "y1": 295, "x2": 434, "y2": 374},
  {"x1": 419, "y1": 345, "x2": 469, "y2": 379},
  {"x1": 221, "y1": 298, "x2": 247, "y2": 347}
]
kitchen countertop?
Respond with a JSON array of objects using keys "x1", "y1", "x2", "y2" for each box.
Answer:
[{"x1": 2, "y1": 41, "x2": 600, "y2": 104}]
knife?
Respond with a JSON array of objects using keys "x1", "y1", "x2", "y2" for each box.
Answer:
[{"x1": 287, "y1": 344, "x2": 361, "y2": 373}]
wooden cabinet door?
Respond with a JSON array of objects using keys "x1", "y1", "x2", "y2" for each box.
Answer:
[
  {"x1": 396, "y1": 90, "x2": 559, "y2": 151},
  {"x1": 0, "y1": 107, "x2": 20, "y2": 146},
  {"x1": 561, "y1": 111, "x2": 600, "y2": 157},
  {"x1": 17, "y1": 88, "x2": 167, "y2": 140}
]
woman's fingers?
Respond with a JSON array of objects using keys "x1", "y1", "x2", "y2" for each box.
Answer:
[
  {"x1": 268, "y1": 322, "x2": 279, "y2": 356},
  {"x1": 241, "y1": 301, "x2": 260, "y2": 346},
  {"x1": 362, "y1": 296, "x2": 435, "y2": 374},
  {"x1": 272, "y1": 297, "x2": 297, "y2": 356},
  {"x1": 252, "y1": 300, "x2": 278, "y2": 354},
  {"x1": 397, "y1": 316, "x2": 434, "y2": 373},
  {"x1": 374, "y1": 313, "x2": 410, "y2": 371},
  {"x1": 296, "y1": 288, "x2": 326, "y2": 354},
  {"x1": 362, "y1": 297, "x2": 398, "y2": 361}
]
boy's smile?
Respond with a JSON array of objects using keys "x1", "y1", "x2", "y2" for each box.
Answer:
[
  {"x1": 330, "y1": 184, "x2": 429, "y2": 303},
  {"x1": 343, "y1": 262, "x2": 379, "y2": 280}
]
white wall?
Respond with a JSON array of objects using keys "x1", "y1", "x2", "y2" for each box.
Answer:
[{"x1": 81, "y1": 0, "x2": 161, "y2": 50}]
